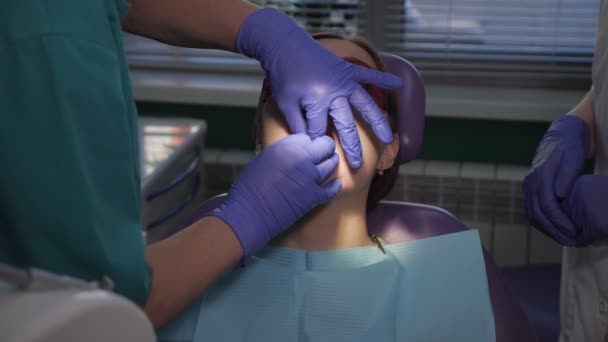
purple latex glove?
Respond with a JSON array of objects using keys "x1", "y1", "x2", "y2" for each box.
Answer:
[
  {"x1": 210, "y1": 134, "x2": 341, "y2": 259},
  {"x1": 237, "y1": 8, "x2": 403, "y2": 169},
  {"x1": 523, "y1": 115, "x2": 590, "y2": 246},
  {"x1": 562, "y1": 175, "x2": 608, "y2": 247}
]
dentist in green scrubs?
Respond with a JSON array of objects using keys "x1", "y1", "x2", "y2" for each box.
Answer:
[{"x1": 0, "y1": 0, "x2": 402, "y2": 328}]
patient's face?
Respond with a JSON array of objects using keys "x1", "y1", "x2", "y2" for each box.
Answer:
[{"x1": 259, "y1": 39, "x2": 396, "y2": 197}]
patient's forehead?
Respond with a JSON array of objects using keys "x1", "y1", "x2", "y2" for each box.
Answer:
[{"x1": 317, "y1": 38, "x2": 377, "y2": 69}]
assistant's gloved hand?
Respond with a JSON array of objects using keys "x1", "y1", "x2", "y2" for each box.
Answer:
[
  {"x1": 561, "y1": 175, "x2": 608, "y2": 247},
  {"x1": 210, "y1": 134, "x2": 341, "y2": 259},
  {"x1": 523, "y1": 115, "x2": 590, "y2": 246},
  {"x1": 237, "y1": 8, "x2": 403, "y2": 169}
]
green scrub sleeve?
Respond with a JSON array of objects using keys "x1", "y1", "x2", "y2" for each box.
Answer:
[{"x1": 0, "y1": 0, "x2": 152, "y2": 307}]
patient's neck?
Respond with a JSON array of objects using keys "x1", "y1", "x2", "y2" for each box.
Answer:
[{"x1": 271, "y1": 194, "x2": 373, "y2": 251}]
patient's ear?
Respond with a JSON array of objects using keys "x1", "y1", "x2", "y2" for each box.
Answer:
[{"x1": 377, "y1": 134, "x2": 400, "y2": 170}]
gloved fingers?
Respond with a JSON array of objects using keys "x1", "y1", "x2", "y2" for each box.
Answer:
[
  {"x1": 554, "y1": 166, "x2": 579, "y2": 199},
  {"x1": 348, "y1": 86, "x2": 393, "y2": 144},
  {"x1": 303, "y1": 100, "x2": 330, "y2": 138},
  {"x1": 317, "y1": 178, "x2": 342, "y2": 203},
  {"x1": 526, "y1": 155, "x2": 578, "y2": 237},
  {"x1": 329, "y1": 97, "x2": 363, "y2": 169},
  {"x1": 352, "y1": 65, "x2": 404, "y2": 90},
  {"x1": 537, "y1": 192, "x2": 578, "y2": 239},
  {"x1": 306, "y1": 135, "x2": 337, "y2": 165},
  {"x1": 560, "y1": 176, "x2": 598, "y2": 248},
  {"x1": 278, "y1": 100, "x2": 307, "y2": 134},
  {"x1": 530, "y1": 192, "x2": 578, "y2": 247},
  {"x1": 524, "y1": 170, "x2": 577, "y2": 246},
  {"x1": 538, "y1": 169, "x2": 578, "y2": 237},
  {"x1": 522, "y1": 177, "x2": 535, "y2": 225},
  {"x1": 314, "y1": 153, "x2": 339, "y2": 184},
  {"x1": 554, "y1": 152, "x2": 584, "y2": 198},
  {"x1": 575, "y1": 237, "x2": 593, "y2": 248}
]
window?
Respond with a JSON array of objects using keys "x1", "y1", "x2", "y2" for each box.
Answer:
[
  {"x1": 380, "y1": 0, "x2": 600, "y2": 87},
  {"x1": 126, "y1": 0, "x2": 600, "y2": 88}
]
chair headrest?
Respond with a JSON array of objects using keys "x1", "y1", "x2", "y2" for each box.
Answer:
[{"x1": 380, "y1": 53, "x2": 425, "y2": 164}]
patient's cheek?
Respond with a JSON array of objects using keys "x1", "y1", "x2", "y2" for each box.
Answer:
[
  {"x1": 327, "y1": 125, "x2": 379, "y2": 195},
  {"x1": 262, "y1": 114, "x2": 291, "y2": 146}
]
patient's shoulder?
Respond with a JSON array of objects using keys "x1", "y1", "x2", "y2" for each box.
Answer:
[{"x1": 367, "y1": 201, "x2": 468, "y2": 244}]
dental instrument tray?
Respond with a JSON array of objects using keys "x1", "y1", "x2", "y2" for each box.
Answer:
[{"x1": 139, "y1": 117, "x2": 207, "y2": 244}]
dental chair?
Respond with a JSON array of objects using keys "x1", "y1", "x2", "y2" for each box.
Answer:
[{"x1": 164, "y1": 52, "x2": 538, "y2": 342}]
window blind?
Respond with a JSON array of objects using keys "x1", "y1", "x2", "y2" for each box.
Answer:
[
  {"x1": 377, "y1": 0, "x2": 600, "y2": 86},
  {"x1": 125, "y1": 0, "x2": 600, "y2": 87}
]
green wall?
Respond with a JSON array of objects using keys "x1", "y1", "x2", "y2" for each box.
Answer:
[{"x1": 137, "y1": 102, "x2": 551, "y2": 166}]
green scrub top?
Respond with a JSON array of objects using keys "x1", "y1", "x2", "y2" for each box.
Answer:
[{"x1": 0, "y1": 0, "x2": 152, "y2": 306}]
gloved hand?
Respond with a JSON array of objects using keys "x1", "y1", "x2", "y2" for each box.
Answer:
[
  {"x1": 561, "y1": 175, "x2": 608, "y2": 247},
  {"x1": 237, "y1": 8, "x2": 403, "y2": 169},
  {"x1": 523, "y1": 115, "x2": 591, "y2": 246},
  {"x1": 210, "y1": 134, "x2": 341, "y2": 259}
]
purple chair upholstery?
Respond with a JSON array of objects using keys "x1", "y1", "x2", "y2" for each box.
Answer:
[
  {"x1": 379, "y1": 52, "x2": 425, "y2": 164},
  {"x1": 165, "y1": 53, "x2": 537, "y2": 341},
  {"x1": 502, "y1": 264, "x2": 561, "y2": 342}
]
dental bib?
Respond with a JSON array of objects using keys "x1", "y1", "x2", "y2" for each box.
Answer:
[{"x1": 158, "y1": 230, "x2": 495, "y2": 342}]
